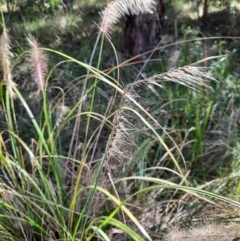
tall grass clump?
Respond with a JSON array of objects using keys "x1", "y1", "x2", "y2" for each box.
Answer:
[{"x1": 1, "y1": 1, "x2": 240, "y2": 241}]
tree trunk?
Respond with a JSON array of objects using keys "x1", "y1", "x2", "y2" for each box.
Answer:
[
  {"x1": 202, "y1": 0, "x2": 211, "y2": 21},
  {"x1": 62, "y1": 0, "x2": 74, "y2": 13},
  {"x1": 122, "y1": 0, "x2": 164, "y2": 60}
]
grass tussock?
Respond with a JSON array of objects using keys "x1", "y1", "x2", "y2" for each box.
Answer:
[{"x1": 0, "y1": 0, "x2": 240, "y2": 240}]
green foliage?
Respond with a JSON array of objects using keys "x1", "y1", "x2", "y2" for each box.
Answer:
[
  {"x1": 1, "y1": 0, "x2": 240, "y2": 240},
  {"x1": 4, "y1": 0, "x2": 63, "y2": 13}
]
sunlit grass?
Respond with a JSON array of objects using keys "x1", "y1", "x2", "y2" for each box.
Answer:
[{"x1": 1, "y1": 1, "x2": 240, "y2": 240}]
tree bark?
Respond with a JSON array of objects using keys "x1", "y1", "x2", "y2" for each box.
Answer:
[
  {"x1": 122, "y1": 0, "x2": 164, "y2": 60},
  {"x1": 202, "y1": 0, "x2": 211, "y2": 21}
]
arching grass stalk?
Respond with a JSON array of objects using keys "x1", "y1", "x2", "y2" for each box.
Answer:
[
  {"x1": 0, "y1": 21, "x2": 22, "y2": 167},
  {"x1": 116, "y1": 176, "x2": 240, "y2": 208},
  {"x1": 26, "y1": 37, "x2": 67, "y2": 233},
  {"x1": 0, "y1": 132, "x2": 71, "y2": 240},
  {"x1": 41, "y1": 78, "x2": 65, "y2": 214},
  {"x1": 76, "y1": 33, "x2": 123, "y2": 240},
  {"x1": 71, "y1": 97, "x2": 112, "y2": 241},
  {"x1": 71, "y1": 174, "x2": 240, "y2": 241},
  {"x1": 84, "y1": 33, "x2": 105, "y2": 146},
  {"x1": 67, "y1": 32, "x2": 102, "y2": 161},
  {"x1": 43, "y1": 48, "x2": 213, "y2": 175},
  {"x1": 81, "y1": 0, "x2": 157, "y2": 172},
  {"x1": 69, "y1": 184, "x2": 152, "y2": 241},
  {"x1": 10, "y1": 85, "x2": 68, "y2": 236},
  {"x1": 34, "y1": 47, "x2": 214, "y2": 238},
  {"x1": 85, "y1": 193, "x2": 145, "y2": 241}
]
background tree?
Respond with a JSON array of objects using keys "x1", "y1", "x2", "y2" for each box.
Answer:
[
  {"x1": 122, "y1": 0, "x2": 165, "y2": 60},
  {"x1": 202, "y1": 0, "x2": 210, "y2": 21},
  {"x1": 198, "y1": 0, "x2": 233, "y2": 21},
  {"x1": 62, "y1": 0, "x2": 74, "y2": 12}
]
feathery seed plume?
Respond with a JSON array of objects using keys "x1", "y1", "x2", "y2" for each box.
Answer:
[
  {"x1": 106, "y1": 65, "x2": 213, "y2": 171},
  {"x1": 99, "y1": 0, "x2": 157, "y2": 37},
  {"x1": 0, "y1": 28, "x2": 16, "y2": 98},
  {"x1": 107, "y1": 89, "x2": 138, "y2": 170},
  {"x1": 55, "y1": 103, "x2": 70, "y2": 128},
  {"x1": 164, "y1": 222, "x2": 240, "y2": 241},
  {"x1": 27, "y1": 37, "x2": 47, "y2": 96},
  {"x1": 150, "y1": 66, "x2": 214, "y2": 91},
  {"x1": 165, "y1": 226, "x2": 187, "y2": 241}
]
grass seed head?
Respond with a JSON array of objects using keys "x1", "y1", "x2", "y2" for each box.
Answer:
[
  {"x1": 0, "y1": 28, "x2": 16, "y2": 98},
  {"x1": 99, "y1": 0, "x2": 157, "y2": 37},
  {"x1": 27, "y1": 36, "x2": 48, "y2": 96}
]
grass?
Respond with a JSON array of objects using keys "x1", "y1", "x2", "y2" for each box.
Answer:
[{"x1": 1, "y1": 0, "x2": 240, "y2": 240}]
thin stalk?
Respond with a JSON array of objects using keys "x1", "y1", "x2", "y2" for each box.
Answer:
[
  {"x1": 42, "y1": 48, "x2": 203, "y2": 179},
  {"x1": 83, "y1": 34, "x2": 105, "y2": 149},
  {"x1": 71, "y1": 93, "x2": 111, "y2": 241},
  {"x1": 11, "y1": 86, "x2": 66, "y2": 225},
  {"x1": 41, "y1": 89, "x2": 66, "y2": 234},
  {"x1": 68, "y1": 32, "x2": 102, "y2": 161}
]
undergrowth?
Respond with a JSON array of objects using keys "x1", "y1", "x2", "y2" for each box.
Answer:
[{"x1": 1, "y1": 0, "x2": 240, "y2": 241}]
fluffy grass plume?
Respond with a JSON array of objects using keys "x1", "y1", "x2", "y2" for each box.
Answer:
[
  {"x1": 27, "y1": 37, "x2": 48, "y2": 96},
  {"x1": 107, "y1": 88, "x2": 138, "y2": 170},
  {"x1": 0, "y1": 28, "x2": 16, "y2": 98},
  {"x1": 99, "y1": 0, "x2": 156, "y2": 37},
  {"x1": 164, "y1": 222, "x2": 240, "y2": 241},
  {"x1": 106, "y1": 65, "x2": 214, "y2": 174}
]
